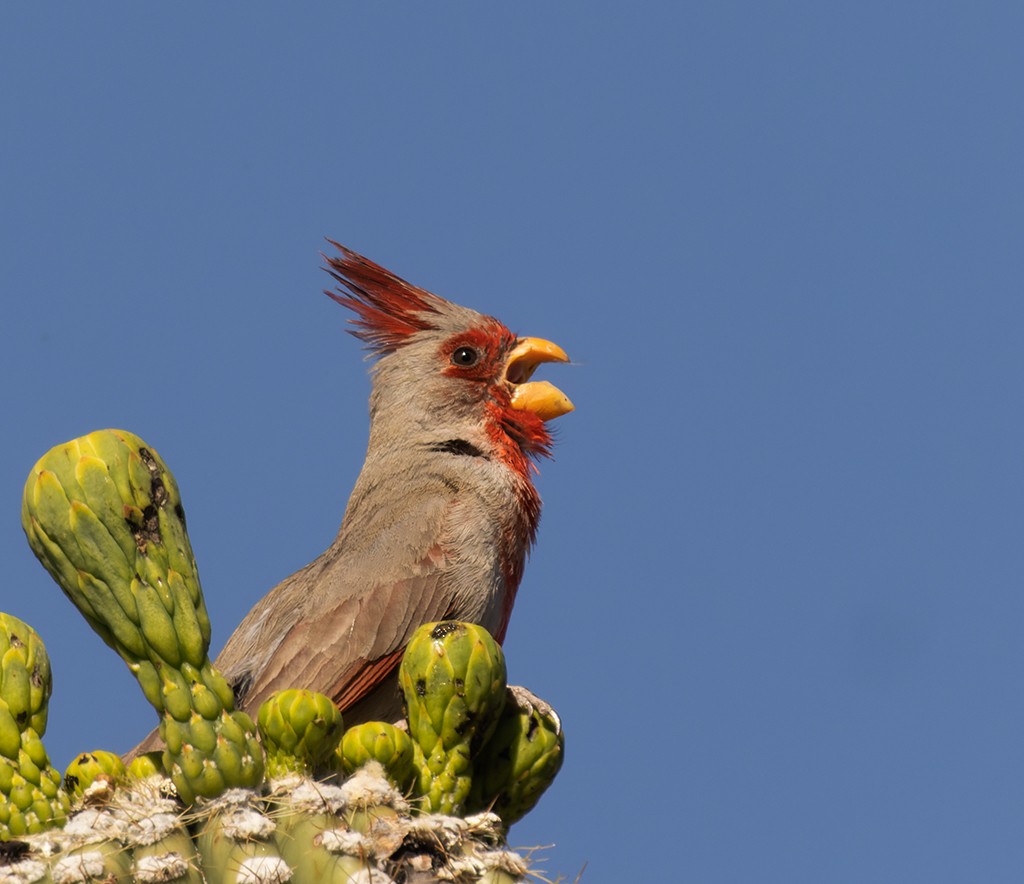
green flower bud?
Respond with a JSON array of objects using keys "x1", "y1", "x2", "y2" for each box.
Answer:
[
  {"x1": 399, "y1": 621, "x2": 507, "y2": 814},
  {"x1": 63, "y1": 750, "x2": 126, "y2": 803},
  {"x1": 336, "y1": 721, "x2": 415, "y2": 790},
  {"x1": 257, "y1": 689, "x2": 344, "y2": 779},
  {"x1": 0, "y1": 613, "x2": 52, "y2": 736},
  {"x1": 468, "y1": 688, "x2": 565, "y2": 826}
]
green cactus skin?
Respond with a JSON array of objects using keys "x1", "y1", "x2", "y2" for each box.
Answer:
[
  {"x1": 0, "y1": 614, "x2": 70, "y2": 839},
  {"x1": 63, "y1": 750, "x2": 126, "y2": 805},
  {"x1": 193, "y1": 791, "x2": 292, "y2": 884},
  {"x1": 336, "y1": 721, "x2": 415, "y2": 791},
  {"x1": 122, "y1": 782, "x2": 203, "y2": 884},
  {"x1": 256, "y1": 689, "x2": 344, "y2": 780},
  {"x1": 276, "y1": 819, "x2": 378, "y2": 884},
  {"x1": 131, "y1": 830, "x2": 203, "y2": 884},
  {"x1": 265, "y1": 778, "x2": 383, "y2": 884},
  {"x1": 467, "y1": 688, "x2": 564, "y2": 827},
  {"x1": 399, "y1": 621, "x2": 507, "y2": 815},
  {"x1": 21, "y1": 430, "x2": 264, "y2": 804},
  {"x1": 52, "y1": 846, "x2": 132, "y2": 884},
  {"x1": 55, "y1": 805, "x2": 134, "y2": 883},
  {"x1": 272, "y1": 808, "x2": 338, "y2": 880}
]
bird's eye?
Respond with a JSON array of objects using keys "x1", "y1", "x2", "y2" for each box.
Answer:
[{"x1": 451, "y1": 346, "x2": 479, "y2": 367}]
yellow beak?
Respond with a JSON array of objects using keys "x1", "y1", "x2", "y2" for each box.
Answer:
[{"x1": 505, "y1": 337, "x2": 575, "y2": 421}]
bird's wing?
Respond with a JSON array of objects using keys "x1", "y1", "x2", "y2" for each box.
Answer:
[
  {"x1": 329, "y1": 645, "x2": 407, "y2": 712},
  {"x1": 213, "y1": 492, "x2": 473, "y2": 718},
  {"x1": 237, "y1": 564, "x2": 458, "y2": 714}
]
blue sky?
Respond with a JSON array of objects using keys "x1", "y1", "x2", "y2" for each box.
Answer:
[{"x1": 3, "y1": 4, "x2": 1023, "y2": 881}]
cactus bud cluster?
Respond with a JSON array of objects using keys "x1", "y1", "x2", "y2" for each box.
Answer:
[
  {"x1": 468, "y1": 686, "x2": 565, "y2": 826},
  {"x1": 21, "y1": 430, "x2": 263, "y2": 804},
  {"x1": 0, "y1": 613, "x2": 69, "y2": 838},
  {"x1": 396, "y1": 622, "x2": 563, "y2": 826},
  {"x1": 257, "y1": 688, "x2": 344, "y2": 780}
]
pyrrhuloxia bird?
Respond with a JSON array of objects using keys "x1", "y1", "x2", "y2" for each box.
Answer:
[{"x1": 157, "y1": 243, "x2": 572, "y2": 742}]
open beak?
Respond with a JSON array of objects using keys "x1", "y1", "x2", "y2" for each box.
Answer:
[{"x1": 505, "y1": 337, "x2": 575, "y2": 421}]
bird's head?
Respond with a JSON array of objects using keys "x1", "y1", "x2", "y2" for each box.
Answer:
[{"x1": 323, "y1": 242, "x2": 573, "y2": 477}]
